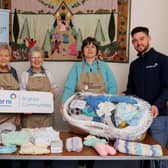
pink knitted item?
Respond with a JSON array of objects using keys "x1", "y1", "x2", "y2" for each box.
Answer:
[
  {"x1": 94, "y1": 143, "x2": 108, "y2": 156},
  {"x1": 105, "y1": 144, "x2": 116, "y2": 155},
  {"x1": 94, "y1": 143, "x2": 116, "y2": 156}
]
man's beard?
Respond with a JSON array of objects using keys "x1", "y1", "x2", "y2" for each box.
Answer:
[{"x1": 136, "y1": 44, "x2": 149, "y2": 56}]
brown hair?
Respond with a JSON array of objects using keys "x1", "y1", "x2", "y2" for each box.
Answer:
[
  {"x1": 131, "y1": 26, "x2": 149, "y2": 37},
  {"x1": 81, "y1": 37, "x2": 99, "y2": 57}
]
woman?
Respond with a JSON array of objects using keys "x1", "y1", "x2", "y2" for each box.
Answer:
[
  {"x1": 0, "y1": 43, "x2": 20, "y2": 126},
  {"x1": 61, "y1": 36, "x2": 117, "y2": 104},
  {"x1": 0, "y1": 43, "x2": 21, "y2": 168},
  {"x1": 21, "y1": 47, "x2": 58, "y2": 128},
  {"x1": 60, "y1": 37, "x2": 117, "y2": 168}
]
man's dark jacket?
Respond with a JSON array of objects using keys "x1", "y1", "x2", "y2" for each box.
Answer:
[{"x1": 125, "y1": 48, "x2": 168, "y2": 115}]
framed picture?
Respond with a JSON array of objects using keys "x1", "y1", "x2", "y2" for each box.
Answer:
[{"x1": 10, "y1": 0, "x2": 131, "y2": 62}]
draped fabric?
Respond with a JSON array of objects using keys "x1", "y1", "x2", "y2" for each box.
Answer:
[{"x1": 12, "y1": 14, "x2": 55, "y2": 47}]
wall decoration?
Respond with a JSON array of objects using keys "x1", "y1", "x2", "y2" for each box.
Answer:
[{"x1": 10, "y1": 0, "x2": 130, "y2": 62}]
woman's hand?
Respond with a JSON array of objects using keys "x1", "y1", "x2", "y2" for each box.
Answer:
[
  {"x1": 50, "y1": 88, "x2": 56, "y2": 95},
  {"x1": 60, "y1": 104, "x2": 64, "y2": 113},
  {"x1": 60, "y1": 104, "x2": 66, "y2": 121},
  {"x1": 15, "y1": 114, "x2": 21, "y2": 129}
]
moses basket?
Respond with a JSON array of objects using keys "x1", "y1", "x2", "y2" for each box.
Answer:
[{"x1": 63, "y1": 92, "x2": 153, "y2": 141}]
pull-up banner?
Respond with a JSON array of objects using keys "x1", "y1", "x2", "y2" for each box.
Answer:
[{"x1": 0, "y1": 9, "x2": 9, "y2": 44}]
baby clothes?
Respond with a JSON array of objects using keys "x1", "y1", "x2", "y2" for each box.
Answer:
[
  {"x1": 1, "y1": 131, "x2": 29, "y2": 146},
  {"x1": 21, "y1": 127, "x2": 60, "y2": 146},
  {"x1": 84, "y1": 135, "x2": 116, "y2": 156},
  {"x1": 0, "y1": 145, "x2": 17, "y2": 154},
  {"x1": 115, "y1": 103, "x2": 143, "y2": 127},
  {"x1": 19, "y1": 143, "x2": 50, "y2": 154},
  {"x1": 96, "y1": 102, "x2": 115, "y2": 117},
  {"x1": 114, "y1": 139, "x2": 163, "y2": 157},
  {"x1": 50, "y1": 140, "x2": 63, "y2": 153},
  {"x1": 0, "y1": 122, "x2": 16, "y2": 143},
  {"x1": 66, "y1": 136, "x2": 83, "y2": 152}
]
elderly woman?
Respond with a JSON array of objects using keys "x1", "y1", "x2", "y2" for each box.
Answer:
[
  {"x1": 60, "y1": 37, "x2": 117, "y2": 168},
  {"x1": 61, "y1": 36, "x2": 117, "y2": 104},
  {"x1": 0, "y1": 43, "x2": 20, "y2": 125},
  {"x1": 21, "y1": 47, "x2": 58, "y2": 128}
]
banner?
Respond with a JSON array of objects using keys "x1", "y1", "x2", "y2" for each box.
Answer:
[
  {"x1": 0, "y1": 90, "x2": 54, "y2": 113},
  {"x1": 0, "y1": 9, "x2": 9, "y2": 44}
]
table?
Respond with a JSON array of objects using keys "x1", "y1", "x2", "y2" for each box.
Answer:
[{"x1": 0, "y1": 132, "x2": 168, "y2": 160}]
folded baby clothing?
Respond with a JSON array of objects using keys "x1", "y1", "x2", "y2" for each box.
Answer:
[
  {"x1": 96, "y1": 102, "x2": 115, "y2": 117},
  {"x1": 114, "y1": 139, "x2": 163, "y2": 157},
  {"x1": 66, "y1": 136, "x2": 83, "y2": 152},
  {"x1": 0, "y1": 145, "x2": 17, "y2": 154},
  {"x1": 1, "y1": 131, "x2": 29, "y2": 146},
  {"x1": 21, "y1": 127, "x2": 61, "y2": 146},
  {"x1": 0, "y1": 122, "x2": 16, "y2": 133},
  {"x1": 50, "y1": 140, "x2": 63, "y2": 153},
  {"x1": 19, "y1": 143, "x2": 50, "y2": 155},
  {"x1": 85, "y1": 95, "x2": 137, "y2": 112},
  {"x1": 31, "y1": 127, "x2": 60, "y2": 146},
  {"x1": 0, "y1": 122, "x2": 16, "y2": 143}
]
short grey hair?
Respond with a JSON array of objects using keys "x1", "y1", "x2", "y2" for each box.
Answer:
[
  {"x1": 0, "y1": 42, "x2": 11, "y2": 55},
  {"x1": 28, "y1": 47, "x2": 44, "y2": 59}
]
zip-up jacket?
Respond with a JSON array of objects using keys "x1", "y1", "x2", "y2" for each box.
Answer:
[{"x1": 125, "y1": 48, "x2": 168, "y2": 115}]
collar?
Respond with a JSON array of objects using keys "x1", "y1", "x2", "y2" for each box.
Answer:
[
  {"x1": 27, "y1": 66, "x2": 45, "y2": 76},
  {"x1": 0, "y1": 65, "x2": 12, "y2": 73},
  {"x1": 137, "y1": 48, "x2": 154, "y2": 58},
  {"x1": 83, "y1": 59, "x2": 99, "y2": 66}
]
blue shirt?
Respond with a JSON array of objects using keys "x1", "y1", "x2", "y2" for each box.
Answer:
[{"x1": 62, "y1": 60, "x2": 117, "y2": 103}]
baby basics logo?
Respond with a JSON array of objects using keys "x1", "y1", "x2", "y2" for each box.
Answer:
[{"x1": 0, "y1": 93, "x2": 16, "y2": 106}]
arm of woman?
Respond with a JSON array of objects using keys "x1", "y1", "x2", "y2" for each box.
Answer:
[
  {"x1": 103, "y1": 62, "x2": 118, "y2": 94},
  {"x1": 61, "y1": 63, "x2": 79, "y2": 104},
  {"x1": 46, "y1": 70, "x2": 59, "y2": 96},
  {"x1": 20, "y1": 71, "x2": 28, "y2": 90}
]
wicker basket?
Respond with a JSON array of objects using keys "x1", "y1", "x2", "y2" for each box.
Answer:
[{"x1": 63, "y1": 92, "x2": 153, "y2": 141}]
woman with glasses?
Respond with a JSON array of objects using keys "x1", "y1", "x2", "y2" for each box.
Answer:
[{"x1": 21, "y1": 47, "x2": 58, "y2": 128}]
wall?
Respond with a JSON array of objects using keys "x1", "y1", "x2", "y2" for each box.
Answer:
[{"x1": 10, "y1": 0, "x2": 168, "y2": 130}]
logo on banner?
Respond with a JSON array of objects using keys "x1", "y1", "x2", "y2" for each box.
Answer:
[{"x1": 0, "y1": 93, "x2": 16, "y2": 106}]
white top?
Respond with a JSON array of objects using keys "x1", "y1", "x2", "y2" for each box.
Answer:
[{"x1": 21, "y1": 69, "x2": 58, "y2": 95}]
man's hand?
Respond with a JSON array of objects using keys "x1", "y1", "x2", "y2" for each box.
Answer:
[{"x1": 151, "y1": 105, "x2": 159, "y2": 118}]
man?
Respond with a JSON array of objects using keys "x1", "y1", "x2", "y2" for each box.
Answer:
[{"x1": 124, "y1": 26, "x2": 168, "y2": 168}]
